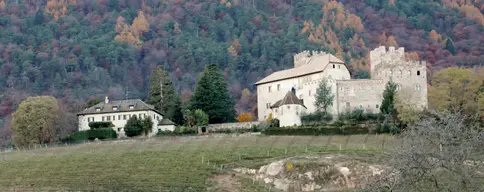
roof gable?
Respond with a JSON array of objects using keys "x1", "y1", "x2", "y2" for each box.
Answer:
[
  {"x1": 255, "y1": 53, "x2": 345, "y2": 85},
  {"x1": 271, "y1": 91, "x2": 306, "y2": 108},
  {"x1": 77, "y1": 99, "x2": 161, "y2": 115}
]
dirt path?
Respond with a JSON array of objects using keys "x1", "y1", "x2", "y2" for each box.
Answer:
[{"x1": 207, "y1": 174, "x2": 241, "y2": 192}]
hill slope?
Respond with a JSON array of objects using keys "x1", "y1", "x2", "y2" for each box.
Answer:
[{"x1": 1, "y1": 0, "x2": 484, "y2": 143}]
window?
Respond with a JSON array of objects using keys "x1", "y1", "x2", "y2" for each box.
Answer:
[
  {"x1": 129, "y1": 105, "x2": 134, "y2": 109},
  {"x1": 332, "y1": 64, "x2": 335, "y2": 68},
  {"x1": 376, "y1": 104, "x2": 379, "y2": 108},
  {"x1": 112, "y1": 115, "x2": 115, "y2": 121},
  {"x1": 296, "y1": 106, "x2": 299, "y2": 115},
  {"x1": 123, "y1": 115, "x2": 127, "y2": 120},
  {"x1": 396, "y1": 84, "x2": 401, "y2": 91},
  {"x1": 139, "y1": 114, "x2": 142, "y2": 118},
  {"x1": 102, "y1": 116, "x2": 105, "y2": 121},
  {"x1": 112, "y1": 106, "x2": 118, "y2": 111},
  {"x1": 275, "y1": 109, "x2": 278, "y2": 113},
  {"x1": 88, "y1": 117, "x2": 94, "y2": 122},
  {"x1": 154, "y1": 114, "x2": 156, "y2": 119},
  {"x1": 309, "y1": 90, "x2": 312, "y2": 96},
  {"x1": 143, "y1": 114, "x2": 146, "y2": 118},
  {"x1": 157, "y1": 116, "x2": 160, "y2": 121},
  {"x1": 287, "y1": 106, "x2": 290, "y2": 109},
  {"x1": 277, "y1": 84, "x2": 280, "y2": 91},
  {"x1": 346, "y1": 102, "x2": 350, "y2": 107},
  {"x1": 266, "y1": 103, "x2": 271, "y2": 109},
  {"x1": 338, "y1": 65, "x2": 341, "y2": 69},
  {"x1": 106, "y1": 116, "x2": 111, "y2": 121},
  {"x1": 268, "y1": 86, "x2": 272, "y2": 93},
  {"x1": 415, "y1": 85, "x2": 421, "y2": 92},
  {"x1": 359, "y1": 105, "x2": 363, "y2": 109},
  {"x1": 95, "y1": 107, "x2": 101, "y2": 112},
  {"x1": 158, "y1": 129, "x2": 161, "y2": 132},
  {"x1": 118, "y1": 115, "x2": 122, "y2": 120},
  {"x1": 417, "y1": 71, "x2": 421, "y2": 76},
  {"x1": 118, "y1": 128, "x2": 121, "y2": 132}
]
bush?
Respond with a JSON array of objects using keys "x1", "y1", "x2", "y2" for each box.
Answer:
[
  {"x1": 338, "y1": 109, "x2": 381, "y2": 122},
  {"x1": 301, "y1": 112, "x2": 333, "y2": 125},
  {"x1": 262, "y1": 127, "x2": 370, "y2": 136},
  {"x1": 88, "y1": 122, "x2": 114, "y2": 129},
  {"x1": 156, "y1": 130, "x2": 176, "y2": 136},
  {"x1": 67, "y1": 128, "x2": 117, "y2": 142},
  {"x1": 270, "y1": 118, "x2": 280, "y2": 128}
]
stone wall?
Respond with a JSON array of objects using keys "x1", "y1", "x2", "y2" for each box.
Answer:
[
  {"x1": 335, "y1": 79, "x2": 384, "y2": 114},
  {"x1": 208, "y1": 121, "x2": 261, "y2": 131}
]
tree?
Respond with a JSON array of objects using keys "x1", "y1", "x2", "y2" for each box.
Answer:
[
  {"x1": 445, "y1": 38, "x2": 456, "y2": 55},
  {"x1": 147, "y1": 66, "x2": 184, "y2": 125},
  {"x1": 314, "y1": 78, "x2": 334, "y2": 113},
  {"x1": 189, "y1": 64, "x2": 236, "y2": 124},
  {"x1": 395, "y1": 88, "x2": 421, "y2": 126},
  {"x1": 183, "y1": 109, "x2": 208, "y2": 127},
  {"x1": 86, "y1": 98, "x2": 101, "y2": 108},
  {"x1": 380, "y1": 80, "x2": 397, "y2": 116},
  {"x1": 10, "y1": 96, "x2": 61, "y2": 147},
  {"x1": 428, "y1": 67, "x2": 484, "y2": 117},
  {"x1": 236, "y1": 112, "x2": 254, "y2": 122},
  {"x1": 141, "y1": 117, "x2": 153, "y2": 136},
  {"x1": 369, "y1": 111, "x2": 483, "y2": 191},
  {"x1": 124, "y1": 116, "x2": 143, "y2": 137}
]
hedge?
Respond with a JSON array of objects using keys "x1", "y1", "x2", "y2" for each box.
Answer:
[
  {"x1": 88, "y1": 122, "x2": 114, "y2": 129},
  {"x1": 261, "y1": 127, "x2": 370, "y2": 136},
  {"x1": 67, "y1": 128, "x2": 117, "y2": 142}
]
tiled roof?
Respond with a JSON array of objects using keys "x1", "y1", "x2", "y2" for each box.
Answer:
[
  {"x1": 77, "y1": 99, "x2": 162, "y2": 115},
  {"x1": 271, "y1": 91, "x2": 306, "y2": 108},
  {"x1": 158, "y1": 118, "x2": 175, "y2": 125},
  {"x1": 255, "y1": 54, "x2": 344, "y2": 85}
]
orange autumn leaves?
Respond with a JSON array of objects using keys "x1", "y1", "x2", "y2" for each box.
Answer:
[{"x1": 115, "y1": 11, "x2": 150, "y2": 49}]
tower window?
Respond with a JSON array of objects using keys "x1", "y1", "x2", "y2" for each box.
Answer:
[
  {"x1": 309, "y1": 90, "x2": 312, "y2": 96},
  {"x1": 268, "y1": 86, "x2": 272, "y2": 93},
  {"x1": 417, "y1": 71, "x2": 421, "y2": 76},
  {"x1": 277, "y1": 84, "x2": 280, "y2": 91},
  {"x1": 338, "y1": 65, "x2": 341, "y2": 69}
]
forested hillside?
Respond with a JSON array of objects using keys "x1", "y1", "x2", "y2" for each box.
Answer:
[{"x1": 1, "y1": 0, "x2": 484, "y2": 144}]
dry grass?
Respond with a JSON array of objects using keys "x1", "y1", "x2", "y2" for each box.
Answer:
[{"x1": 0, "y1": 134, "x2": 395, "y2": 191}]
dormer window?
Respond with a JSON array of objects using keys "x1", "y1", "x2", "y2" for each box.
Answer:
[
  {"x1": 129, "y1": 105, "x2": 134, "y2": 109},
  {"x1": 112, "y1": 106, "x2": 118, "y2": 111},
  {"x1": 95, "y1": 107, "x2": 101, "y2": 112}
]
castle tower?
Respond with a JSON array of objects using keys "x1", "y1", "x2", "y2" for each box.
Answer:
[{"x1": 369, "y1": 46, "x2": 428, "y2": 109}]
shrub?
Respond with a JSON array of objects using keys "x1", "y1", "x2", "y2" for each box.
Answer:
[
  {"x1": 124, "y1": 116, "x2": 143, "y2": 137},
  {"x1": 262, "y1": 127, "x2": 370, "y2": 136},
  {"x1": 67, "y1": 128, "x2": 117, "y2": 142},
  {"x1": 88, "y1": 122, "x2": 114, "y2": 129},
  {"x1": 237, "y1": 112, "x2": 254, "y2": 122},
  {"x1": 270, "y1": 118, "x2": 280, "y2": 128},
  {"x1": 250, "y1": 125, "x2": 259, "y2": 132},
  {"x1": 156, "y1": 130, "x2": 176, "y2": 136},
  {"x1": 301, "y1": 112, "x2": 333, "y2": 124}
]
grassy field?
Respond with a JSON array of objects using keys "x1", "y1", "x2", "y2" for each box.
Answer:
[{"x1": 0, "y1": 134, "x2": 396, "y2": 191}]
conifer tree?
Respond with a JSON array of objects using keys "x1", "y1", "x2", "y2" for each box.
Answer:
[
  {"x1": 315, "y1": 78, "x2": 334, "y2": 113},
  {"x1": 380, "y1": 80, "x2": 398, "y2": 116},
  {"x1": 190, "y1": 64, "x2": 236, "y2": 124},
  {"x1": 147, "y1": 66, "x2": 184, "y2": 125}
]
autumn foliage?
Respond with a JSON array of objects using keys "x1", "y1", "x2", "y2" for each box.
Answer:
[
  {"x1": 114, "y1": 11, "x2": 150, "y2": 48},
  {"x1": 237, "y1": 112, "x2": 254, "y2": 122}
]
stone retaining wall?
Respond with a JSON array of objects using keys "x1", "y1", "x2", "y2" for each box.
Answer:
[{"x1": 208, "y1": 121, "x2": 261, "y2": 130}]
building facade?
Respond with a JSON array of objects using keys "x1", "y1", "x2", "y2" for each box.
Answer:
[
  {"x1": 77, "y1": 97, "x2": 175, "y2": 137},
  {"x1": 256, "y1": 46, "x2": 428, "y2": 125}
]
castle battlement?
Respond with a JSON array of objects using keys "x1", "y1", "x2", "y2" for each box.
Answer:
[{"x1": 293, "y1": 50, "x2": 329, "y2": 68}]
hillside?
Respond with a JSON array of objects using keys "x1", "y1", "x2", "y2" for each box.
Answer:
[{"x1": 1, "y1": 0, "x2": 484, "y2": 144}]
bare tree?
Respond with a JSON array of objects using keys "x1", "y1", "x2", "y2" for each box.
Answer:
[{"x1": 369, "y1": 111, "x2": 484, "y2": 192}]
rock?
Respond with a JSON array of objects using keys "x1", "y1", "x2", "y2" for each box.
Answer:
[
  {"x1": 265, "y1": 160, "x2": 284, "y2": 176},
  {"x1": 273, "y1": 178, "x2": 290, "y2": 191},
  {"x1": 264, "y1": 177, "x2": 273, "y2": 184},
  {"x1": 304, "y1": 172, "x2": 314, "y2": 180}
]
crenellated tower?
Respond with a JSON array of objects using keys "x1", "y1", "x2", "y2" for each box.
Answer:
[{"x1": 293, "y1": 50, "x2": 330, "y2": 68}]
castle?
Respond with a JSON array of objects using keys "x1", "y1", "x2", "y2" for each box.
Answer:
[{"x1": 255, "y1": 46, "x2": 428, "y2": 126}]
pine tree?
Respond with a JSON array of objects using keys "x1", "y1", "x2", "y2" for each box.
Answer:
[
  {"x1": 314, "y1": 78, "x2": 334, "y2": 113},
  {"x1": 446, "y1": 38, "x2": 456, "y2": 55},
  {"x1": 380, "y1": 80, "x2": 398, "y2": 115},
  {"x1": 190, "y1": 64, "x2": 236, "y2": 124},
  {"x1": 147, "y1": 66, "x2": 184, "y2": 125}
]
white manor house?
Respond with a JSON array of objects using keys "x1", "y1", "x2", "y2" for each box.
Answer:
[
  {"x1": 77, "y1": 97, "x2": 175, "y2": 137},
  {"x1": 256, "y1": 46, "x2": 428, "y2": 127}
]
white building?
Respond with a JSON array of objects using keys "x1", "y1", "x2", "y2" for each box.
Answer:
[
  {"x1": 270, "y1": 90, "x2": 307, "y2": 127},
  {"x1": 77, "y1": 97, "x2": 175, "y2": 137}
]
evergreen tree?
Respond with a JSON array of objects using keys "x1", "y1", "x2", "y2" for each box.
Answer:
[
  {"x1": 445, "y1": 38, "x2": 456, "y2": 55},
  {"x1": 314, "y1": 78, "x2": 334, "y2": 113},
  {"x1": 380, "y1": 80, "x2": 398, "y2": 116},
  {"x1": 141, "y1": 117, "x2": 153, "y2": 136},
  {"x1": 147, "y1": 66, "x2": 184, "y2": 125},
  {"x1": 124, "y1": 116, "x2": 143, "y2": 137},
  {"x1": 190, "y1": 64, "x2": 236, "y2": 124}
]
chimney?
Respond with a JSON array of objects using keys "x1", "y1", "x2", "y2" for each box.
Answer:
[
  {"x1": 291, "y1": 87, "x2": 296, "y2": 95},
  {"x1": 105, "y1": 96, "x2": 109, "y2": 104}
]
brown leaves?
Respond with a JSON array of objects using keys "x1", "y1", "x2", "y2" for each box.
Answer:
[
  {"x1": 114, "y1": 11, "x2": 150, "y2": 49},
  {"x1": 227, "y1": 39, "x2": 242, "y2": 57},
  {"x1": 45, "y1": 0, "x2": 70, "y2": 21},
  {"x1": 429, "y1": 30, "x2": 442, "y2": 43},
  {"x1": 236, "y1": 112, "x2": 254, "y2": 122}
]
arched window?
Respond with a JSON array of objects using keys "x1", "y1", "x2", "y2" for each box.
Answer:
[{"x1": 396, "y1": 84, "x2": 401, "y2": 91}]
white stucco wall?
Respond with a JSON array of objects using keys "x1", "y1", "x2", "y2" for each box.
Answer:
[
  {"x1": 272, "y1": 104, "x2": 306, "y2": 127},
  {"x1": 257, "y1": 62, "x2": 351, "y2": 121},
  {"x1": 77, "y1": 110, "x2": 170, "y2": 137}
]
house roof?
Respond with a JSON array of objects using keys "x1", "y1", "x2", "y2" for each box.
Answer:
[
  {"x1": 77, "y1": 99, "x2": 162, "y2": 116},
  {"x1": 271, "y1": 91, "x2": 306, "y2": 109},
  {"x1": 255, "y1": 54, "x2": 345, "y2": 85},
  {"x1": 158, "y1": 118, "x2": 175, "y2": 125}
]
